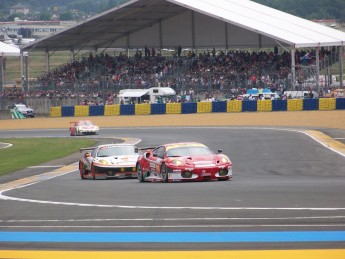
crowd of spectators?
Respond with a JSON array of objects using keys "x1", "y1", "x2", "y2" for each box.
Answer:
[{"x1": 0, "y1": 45, "x2": 340, "y2": 104}]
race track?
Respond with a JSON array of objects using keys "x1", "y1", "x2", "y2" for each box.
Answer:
[{"x1": 0, "y1": 126, "x2": 345, "y2": 254}]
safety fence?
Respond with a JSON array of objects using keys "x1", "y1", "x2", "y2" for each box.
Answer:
[{"x1": 50, "y1": 98, "x2": 345, "y2": 117}]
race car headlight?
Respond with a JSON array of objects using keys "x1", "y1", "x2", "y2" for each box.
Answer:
[
  {"x1": 170, "y1": 159, "x2": 185, "y2": 166},
  {"x1": 98, "y1": 159, "x2": 109, "y2": 165},
  {"x1": 220, "y1": 156, "x2": 230, "y2": 163}
]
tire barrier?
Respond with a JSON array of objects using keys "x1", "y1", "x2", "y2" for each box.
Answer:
[
  {"x1": 11, "y1": 109, "x2": 25, "y2": 119},
  {"x1": 50, "y1": 99, "x2": 345, "y2": 117}
]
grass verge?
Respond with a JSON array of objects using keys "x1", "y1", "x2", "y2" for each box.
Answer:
[{"x1": 0, "y1": 138, "x2": 97, "y2": 176}]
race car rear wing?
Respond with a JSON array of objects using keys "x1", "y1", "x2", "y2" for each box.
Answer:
[
  {"x1": 137, "y1": 147, "x2": 155, "y2": 151},
  {"x1": 80, "y1": 147, "x2": 96, "y2": 153}
]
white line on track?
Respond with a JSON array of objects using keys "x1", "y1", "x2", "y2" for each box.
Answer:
[
  {"x1": 1, "y1": 189, "x2": 345, "y2": 210},
  {"x1": 1, "y1": 216, "x2": 345, "y2": 222},
  {"x1": 1, "y1": 224, "x2": 345, "y2": 229},
  {"x1": 0, "y1": 142, "x2": 13, "y2": 149}
]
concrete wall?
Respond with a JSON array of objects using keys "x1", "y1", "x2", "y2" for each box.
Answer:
[{"x1": 0, "y1": 110, "x2": 12, "y2": 119}]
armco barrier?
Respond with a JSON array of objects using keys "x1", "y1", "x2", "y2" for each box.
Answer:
[
  {"x1": 242, "y1": 100, "x2": 257, "y2": 112},
  {"x1": 75, "y1": 105, "x2": 89, "y2": 116},
  {"x1": 61, "y1": 106, "x2": 75, "y2": 117},
  {"x1": 89, "y1": 105, "x2": 104, "y2": 116},
  {"x1": 120, "y1": 104, "x2": 135, "y2": 115},
  {"x1": 135, "y1": 103, "x2": 151, "y2": 115},
  {"x1": 104, "y1": 104, "x2": 120, "y2": 116},
  {"x1": 166, "y1": 103, "x2": 181, "y2": 114},
  {"x1": 303, "y1": 98, "x2": 319, "y2": 111},
  {"x1": 319, "y1": 98, "x2": 336, "y2": 111},
  {"x1": 51, "y1": 99, "x2": 345, "y2": 117},
  {"x1": 287, "y1": 99, "x2": 303, "y2": 111},
  {"x1": 182, "y1": 102, "x2": 197, "y2": 114},
  {"x1": 272, "y1": 100, "x2": 287, "y2": 111},
  {"x1": 50, "y1": 106, "x2": 62, "y2": 117},
  {"x1": 197, "y1": 102, "x2": 212, "y2": 113},
  {"x1": 257, "y1": 100, "x2": 272, "y2": 112},
  {"x1": 151, "y1": 103, "x2": 166, "y2": 114},
  {"x1": 227, "y1": 100, "x2": 242, "y2": 112},
  {"x1": 212, "y1": 101, "x2": 227, "y2": 113},
  {"x1": 336, "y1": 98, "x2": 345, "y2": 109}
]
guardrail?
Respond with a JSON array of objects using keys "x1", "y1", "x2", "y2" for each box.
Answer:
[{"x1": 50, "y1": 98, "x2": 345, "y2": 117}]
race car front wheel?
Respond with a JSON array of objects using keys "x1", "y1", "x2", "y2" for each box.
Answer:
[
  {"x1": 79, "y1": 162, "x2": 87, "y2": 180},
  {"x1": 91, "y1": 163, "x2": 96, "y2": 180},
  {"x1": 137, "y1": 164, "x2": 144, "y2": 182}
]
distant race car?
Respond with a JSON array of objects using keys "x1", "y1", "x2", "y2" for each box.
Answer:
[
  {"x1": 70, "y1": 120, "x2": 99, "y2": 136},
  {"x1": 136, "y1": 142, "x2": 232, "y2": 183},
  {"x1": 79, "y1": 144, "x2": 139, "y2": 180},
  {"x1": 7, "y1": 103, "x2": 35, "y2": 118}
]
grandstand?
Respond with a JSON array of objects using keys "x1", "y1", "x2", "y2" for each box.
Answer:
[{"x1": 1, "y1": 0, "x2": 345, "y2": 112}]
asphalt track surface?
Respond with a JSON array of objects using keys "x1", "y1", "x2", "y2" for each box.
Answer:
[{"x1": 0, "y1": 126, "x2": 345, "y2": 257}]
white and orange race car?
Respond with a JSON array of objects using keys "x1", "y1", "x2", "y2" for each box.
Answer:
[
  {"x1": 79, "y1": 144, "x2": 139, "y2": 180},
  {"x1": 70, "y1": 120, "x2": 99, "y2": 136}
]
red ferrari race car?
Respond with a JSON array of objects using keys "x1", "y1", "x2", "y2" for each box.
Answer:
[
  {"x1": 79, "y1": 144, "x2": 139, "y2": 180},
  {"x1": 136, "y1": 142, "x2": 232, "y2": 183},
  {"x1": 69, "y1": 120, "x2": 99, "y2": 136}
]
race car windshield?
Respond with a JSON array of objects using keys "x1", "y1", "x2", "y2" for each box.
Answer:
[
  {"x1": 81, "y1": 121, "x2": 94, "y2": 126},
  {"x1": 97, "y1": 146, "x2": 136, "y2": 157},
  {"x1": 166, "y1": 146, "x2": 213, "y2": 157}
]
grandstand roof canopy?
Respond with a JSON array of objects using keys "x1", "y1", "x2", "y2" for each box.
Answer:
[{"x1": 22, "y1": 0, "x2": 345, "y2": 53}]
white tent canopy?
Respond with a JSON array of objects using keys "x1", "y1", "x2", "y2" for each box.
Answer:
[
  {"x1": 22, "y1": 0, "x2": 345, "y2": 52},
  {"x1": 118, "y1": 89, "x2": 149, "y2": 98},
  {"x1": 0, "y1": 41, "x2": 21, "y2": 91},
  {"x1": 0, "y1": 41, "x2": 20, "y2": 57}
]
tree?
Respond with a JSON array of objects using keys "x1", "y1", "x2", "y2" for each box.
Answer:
[
  {"x1": 7, "y1": 13, "x2": 25, "y2": 22},
  {"x1": 39, "y1": 12, "x2": 51, "y2": 21},
  {"x1": 59, "y1": 11, "x2": 74, "y2": 21}
]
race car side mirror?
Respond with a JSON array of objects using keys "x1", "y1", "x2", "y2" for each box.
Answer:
[{"x1": 217, "y1": 149, "x2": 223, "y2": 153}]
